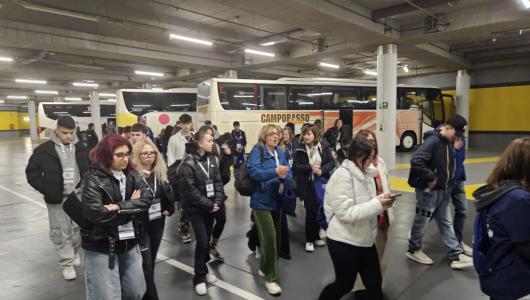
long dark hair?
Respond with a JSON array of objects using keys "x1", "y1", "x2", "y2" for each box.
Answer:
[
  {"x1": 356, "y1": 129, "x2": 378, "y2": 156},
  {"x1": 487, "y1": 137, "x2": 530, "y2": 189},
  {"x1": 341, "y1": 135, "x2": 374, "y2": 169}
]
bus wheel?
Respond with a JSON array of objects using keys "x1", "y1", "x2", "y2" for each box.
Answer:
[{"x1": 400, "y1": 131, "x2": 417, "y2": 152}]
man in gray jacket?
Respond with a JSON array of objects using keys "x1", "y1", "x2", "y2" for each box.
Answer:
[{"x1": 25, "y1": 116, "x2": 89, "y2": 280}]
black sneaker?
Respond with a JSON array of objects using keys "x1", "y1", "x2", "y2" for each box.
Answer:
[
  {"x1": 209, "y1": 244, "x2": 224, "y2": 262},
  {"x1": 181, "y1": 233, "x2": 192, "y2": 243}
]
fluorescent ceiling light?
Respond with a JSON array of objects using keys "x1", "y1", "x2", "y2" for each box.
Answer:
[
  {"x1": 0, "y1": 100, "x2": 4, "y2": 103},
  {"x1": 364, "y1": 69, "x2": 378, "y2": 76},
  {"x1": 106, "y1": 99, "x2": 116, "y2": 102},
  {"x1": 66, "y1": 63, "x2": 104, "y2": 70},
  {"x1": 35, "y1": 90, "x2": 58, "y2": 95},
  {"x1": 98, "y1": 93, "x2": 115, "y2": 97},
  {"x1": 16, "y1": 79, "x2": 47, "y2": 84},
  {"x1": 260, "y1": 41, "x2": 276, "y2": 46},
  {"x1": 298, "y1": 101, "x2": 314, "y2": 105},
  {"x1": 133, "y1": 104, "x2": 151, "y2": 107},
  {"x1": 170, "y1": 104, "x2": 190, "y2": 107},
  {"x1": 0, "y1": 57, "x2": 13, "y2": 62},
  {"x1": 7, "y1": 95, "x2": 28, "y2": 99},
  {"x1": 73, "y1": 82, "x2": 99, "y2": 87},
  {"x1": 64, "y1": 97, "x2": 82, "y2": 101},
  {"x1": 307, "y1": 92, "x2": 333, "y2": 97},
  {"x1": 233, "y1": 95, "x2": 254, "y2": 98},
  {"x1": 134, "y1": 70, "x2": 164, "y2": 77},
  {"x1": 403, "y1": 65, "x2": 409, "y2": 73},
  {"x1": 319, "y1": 62, "x2": 340, "y2": 69},
  {"x1": 20, "y1": 2, "x2": 101, "y2": 22},
  {"x1": 169, "y1": 33, "x2": 213, "y2": 46},
  {"x1": 244, "y1": 48, "x2": 275, "y2": 57},
  {"x1": 522, "y1": 0, "x2": 530, "y2": 9}
]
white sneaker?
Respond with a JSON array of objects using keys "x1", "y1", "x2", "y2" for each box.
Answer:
[
  {"x1": 319, "y1": 228, "x2": 327, "y2": 239},
  {"x1": 451, "y1": 254, "x2": 474, "y2": 270},
  {"x1": 460, "y1": 242, "x2": 473, "y2": 257},
  {"x1": 315, "y1": 239, "x2": 326, "y2": 247},
  {"x1": 406, "y1": 250, "x2": 434, "y2": 265},
  {"x1": 73, "y1": 255, "x2": 81, "y2": 267},
  {"x1": 305, "y1": 242, "x2": 315, "y2": 252},
  {"x1": 258, "y1": 270, "x2": 265, "y2": 277},
  {"x1": 265, "y1": 281, "x2": 282, "y2": 295},
  {"x1": 195, "y1": 283, "x2": 207, "y2": 295},
  {"x1": 62, "y1": 266, "x2": 76, "y2": 281},
  {"x1": 206, "y1": 274, "x2": 217, "y2": 284}
]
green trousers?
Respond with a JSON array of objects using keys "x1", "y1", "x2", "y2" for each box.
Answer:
[{"x1": 253, "y1": 209, "x2": 282, "y2": 283}]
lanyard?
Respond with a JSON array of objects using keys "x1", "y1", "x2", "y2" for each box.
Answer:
[
  {"x1": 269, "y1": 149, "x2": 279, "y2": 166},
  {"x1": 197, "y1": 157, "x2": 210, "y2": 178},
  {"x1": 234, "y1": 132, "x2": 243, "y2": 143},
  {"x1": 142, "y1": 175, "x2": 157, "y2": 197}
]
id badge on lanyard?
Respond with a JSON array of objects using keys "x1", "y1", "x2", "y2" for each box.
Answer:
[
  {"x1": 63, "y1": 167, "x2": 75, "y2": 184},
  {"x1": 149, "y1": 199, "x2": 162, "y2": 221},
  {"x1": 118, "y1": 221, "x2": 135, "y2": 240},
  {"x1": 198, "y1": 158, "x2": 214, "y2": 198}
]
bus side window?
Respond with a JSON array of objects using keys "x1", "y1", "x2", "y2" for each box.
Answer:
[
  {"x1": 287, "y1": 86, "x2": 321, "y2": 110},
  {"x1": 219, "y1": 83, "x2": 260, "y2": 110},
  {"x1": 262, "y1": 85, "x2": 287, "y2": 110},
  {"x1": 321, "y1": 87, "x2": 360, "y2": 109},
  {"x1": 361, "y1": 87, "x2": 377, "y2": 110}
]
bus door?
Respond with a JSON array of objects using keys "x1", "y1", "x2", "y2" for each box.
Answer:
[{"x1": 340, "y1": 109, "x2": 353, "y2": 139}]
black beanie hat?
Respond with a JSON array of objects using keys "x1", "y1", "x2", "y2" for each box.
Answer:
[{"x1": 446, "y1": 114, "x2": 467, "y2": 131}]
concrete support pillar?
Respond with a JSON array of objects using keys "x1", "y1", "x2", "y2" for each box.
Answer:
[
  {"x1": 456, "y1": 70, "x2": 470, "y2": 124},
  {"x1": 223, "y1": 70, "x2": 238, "y2": 78},
  {"x1": 28, "y1": 100, "x2": 38, "y2": 142},
  {"x1": 53, "y1": 96, "x2": 63, "y2": 102},
  {"x1": 456, "y1": 69, "x2": 470, "y2": 149},
  {"x1": 90, "y1": 91, "x2": 102, "y2": 139},
  {"x1": 376, "y1": 44, "x2": 398, "y2": 170},
  {"x1": 142, "y1": 82, "x2": 152, "y2": 89}
]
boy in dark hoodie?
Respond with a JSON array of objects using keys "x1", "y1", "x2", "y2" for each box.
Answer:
[
  {"x1": 406, "y1": 115, "x2": 473, "y2": 270},
  {"x1": 473, "y1": 137, "x2": 530, "y2": 299}
]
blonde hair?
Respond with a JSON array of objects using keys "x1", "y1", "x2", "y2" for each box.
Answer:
[
  {"x1": 258, "y1": 123, "x2": 282, "y2": 143},
  {"x1": 132, "y1": 139, "x2": 168, "y2": 183}
]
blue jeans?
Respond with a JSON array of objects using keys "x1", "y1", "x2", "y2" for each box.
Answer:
[
  {"x1": 408, "y1": 188, "x2": 463, "y2": 260},
  {"x1": 451, "y1": 180, "x2": 467, "y2": 243},
  {"x1": 84, "y1": 246, "x2": 146, "y2": 300}
]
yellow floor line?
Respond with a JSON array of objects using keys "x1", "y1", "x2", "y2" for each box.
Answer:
[
  {"x1": 389, "y1": 176, "x2": 484, "y2": 200},
  {"x1": 394, "y1": 156, "x2": 499, "y2": 170}
]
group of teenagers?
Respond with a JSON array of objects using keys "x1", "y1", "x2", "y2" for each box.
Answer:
[{"x1": 25, "y1": 111, "x2": 530, "y2": 300}]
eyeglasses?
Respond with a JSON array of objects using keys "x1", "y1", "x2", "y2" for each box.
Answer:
[
  {"x1": 268, "y1": 132, "x2": 279, "y2": 137},
  {"x1": 114, "y1": 152, "x2": 130, "y2": 159},
  {"x1": 140, "y1": 151, "x2": 157, "y2": 157}
]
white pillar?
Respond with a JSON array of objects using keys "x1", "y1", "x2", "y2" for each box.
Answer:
[
  {"x1": 376, "y1": 44, "x2": 398, "y2": 170},
  {"x1": 28, "y1": 100, "x2": 38, "y2": 142},
  {"x1": 456, "y1": 69, "x2": 470, "y2": 149},
  {"x1": 142, "y1": 82, "x2": 152, "y2": 89},
  {"x1": 456, "y1": 70, "x2": 470, "y2": 123},
  {"x1": 223, "y1": 70, "x2": 238, "y2": 78},
  {"x1": 90, "y1": 91, "x2": 102, "y2": 139}
]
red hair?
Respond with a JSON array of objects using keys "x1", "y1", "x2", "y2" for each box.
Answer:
[{"x1": 90, "y1": 134, "x2": 133, "y2": 170}]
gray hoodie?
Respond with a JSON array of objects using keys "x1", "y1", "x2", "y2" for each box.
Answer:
[
  {"x1": 50, "y1": 132, "x2": 81, "y2": 198},
  {"x1": 472, "y1": 180, "x2": 522, "y2": 210}
]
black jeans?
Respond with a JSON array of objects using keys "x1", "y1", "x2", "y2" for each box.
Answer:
[
  {"x1": 212, "y1": 203, "x2": 226, "y2": 240},
  {"x1": 188, "y1": 213, "x2": 214, "y2": 285},
  {"x1": 319, "y1": 239, "x2": 383, "y2": 300},
  {"x1": 141, "y1": 217, "x2": 165, "y2": 300},
  {"x1": 304, "y1": 188, "x2": 320, "y2": 243}
]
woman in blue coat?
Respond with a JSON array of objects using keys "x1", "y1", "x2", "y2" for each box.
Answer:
[{"x1": 247, "y1": 123, "x2": 293, "y2": 296}]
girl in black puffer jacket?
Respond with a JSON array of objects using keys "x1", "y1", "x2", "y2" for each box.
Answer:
[
  {"x1": 177, "y1": 127, "x2": 225, "y2": 296},
  {"x1": 81, "y1": 134, "x2": 152, "y2": 300}
]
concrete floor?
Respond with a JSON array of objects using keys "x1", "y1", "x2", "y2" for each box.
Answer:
[{"x1": 0, "y1": 137, "x2": 499, "y2": 300}]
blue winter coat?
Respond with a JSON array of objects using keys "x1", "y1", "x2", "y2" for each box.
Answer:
[{"x1": 247, "y1": 143, "x2": 293, "y2": 211}]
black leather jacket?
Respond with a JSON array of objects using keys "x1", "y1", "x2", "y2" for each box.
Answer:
[
  {"x1": 80, "y1": 163, "x2": 151, "y2": 266},
  {"x1": 177, "y1": 144, "x2": 225, "y2": 215}
]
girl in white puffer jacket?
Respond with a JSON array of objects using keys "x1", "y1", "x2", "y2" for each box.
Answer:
[{"x1": 319, "y1": 137, "x2": 395, "y2": 300}]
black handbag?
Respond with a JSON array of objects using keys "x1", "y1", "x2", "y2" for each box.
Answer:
[{"x1": 63, "y1": 190, "x2": 93, "y2": 229}]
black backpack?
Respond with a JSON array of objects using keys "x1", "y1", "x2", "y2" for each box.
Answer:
[{"x1": 234, "y1": 147, "x2": 264, "y2": 196}]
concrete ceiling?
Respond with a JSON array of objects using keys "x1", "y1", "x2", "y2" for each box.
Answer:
[{"x1": 0, "y1": 0, "x2": 529, "y2": 105}]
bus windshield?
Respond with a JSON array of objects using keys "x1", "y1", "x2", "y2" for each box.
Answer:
[{"x1": 122, "y1": 92, "x2": 197, "y2": 116}]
